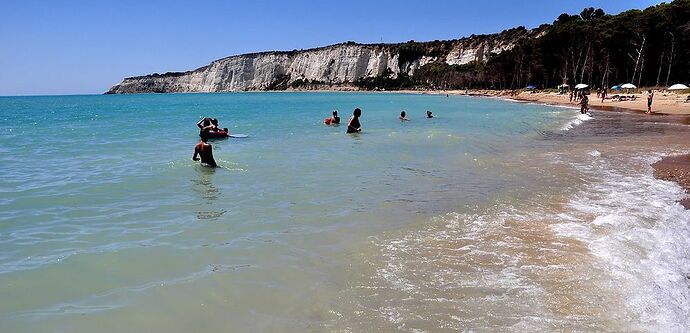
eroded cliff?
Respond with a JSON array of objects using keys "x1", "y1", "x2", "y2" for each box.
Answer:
[{"x1": 107, "y1": 27, "x2": 537, "y2": 93}]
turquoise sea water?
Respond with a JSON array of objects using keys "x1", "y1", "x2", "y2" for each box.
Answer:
[{"x1": 1, "y1": 92, "x2": 690, "y2": 332}]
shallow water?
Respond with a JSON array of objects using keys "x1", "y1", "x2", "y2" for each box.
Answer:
[{"x1": 1, "y1": 93, "x2": 689, "y2": 332}]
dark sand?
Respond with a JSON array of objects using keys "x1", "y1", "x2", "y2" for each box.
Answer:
[{"x1": 653, "y1": 154, "x2": 690, "y2": 209}]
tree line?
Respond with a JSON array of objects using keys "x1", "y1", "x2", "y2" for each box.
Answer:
[{"x1": 358, "y1": 0, "x2": 690, "y2": 90}]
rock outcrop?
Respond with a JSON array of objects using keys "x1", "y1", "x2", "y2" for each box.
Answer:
[{"x1": 107, "y1": 28, "x2": 539, "y2": 94}]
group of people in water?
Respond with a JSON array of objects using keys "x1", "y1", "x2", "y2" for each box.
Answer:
[
  {"x1": 193, "y1": 108, "x2": 437, "y2": 168},
  {"x1": 324, "y1": 108, "x2": 434, "y2": 133}
]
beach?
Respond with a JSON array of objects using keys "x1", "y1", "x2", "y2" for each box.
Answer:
[
  {"x1": 2, "y1": 92, "x2": 690, "y2": 331},
  {"x1": 390, "y1": 88, "x2": 690, "y2": 208},
  {"x1": 654, "y1": 154, "x2": 690, "y2": 209}
]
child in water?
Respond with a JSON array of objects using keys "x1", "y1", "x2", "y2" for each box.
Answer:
[
  {"x1": 399, "y1": 111, "x2": 409, "y2": 121},
  {"x1": 426, "y1": 110, "x2": 434, "y2": 118}
]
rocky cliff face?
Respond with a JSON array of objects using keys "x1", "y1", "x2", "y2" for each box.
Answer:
[{"x1": 107, "y1": 28, "x2": 537, "y2": 94}]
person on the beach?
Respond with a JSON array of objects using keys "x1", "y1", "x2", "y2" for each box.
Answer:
[
  {"x1": 426, "y1": 110, "x2": 434, "y2": 118},
  {"x1": 646, "y1": 90, "x2": 654, "y2": 114},
  {"x1": 399, "y1": 111, "x2": 409, "y2": 121},
  {"x1": 580, "y1": 94, "x2": 589, "y2": 114},
  {"x1": 347, "y1": 108, "x2": 362, "y2": 134},
  {"x1": 331, "y1": 110, "x2": 340, "y2": 124},
  {"x1": 193, "y1": 130, "x2": 217, "y2": 167},
  {"x1": 601, "y1": 88, "x2": 607, "y2": 103},
  {"x1": 569, "y1": 90, "x2": 574, "y2": 103}
]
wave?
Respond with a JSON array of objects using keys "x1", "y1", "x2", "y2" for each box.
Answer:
[
  {"x1": 362, "y1": 151, "x2": 690, "y2": 331},
  {"x1": 552, "y1": 152, "x2": 690, "y2": 331},
  {"x1": 561, "y1": 112, "x2": 593, "y2": 131}
]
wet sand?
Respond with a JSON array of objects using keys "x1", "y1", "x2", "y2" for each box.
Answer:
[{"x1": 653, "y1": 154, "x2": 690, "y2": 209}]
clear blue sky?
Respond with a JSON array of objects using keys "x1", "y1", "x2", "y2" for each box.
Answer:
[{"x1": 0, "y1": 0, "x2": 662, "y2": 96}]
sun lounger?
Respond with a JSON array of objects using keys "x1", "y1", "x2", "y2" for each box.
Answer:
[{"x1": 613, "y1": 95, "x2": 637, "y2": 102}]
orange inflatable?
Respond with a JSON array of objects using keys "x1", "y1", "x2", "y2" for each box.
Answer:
[{"x1": 324, "y1": 117, "x2": 332, "y2": 125}]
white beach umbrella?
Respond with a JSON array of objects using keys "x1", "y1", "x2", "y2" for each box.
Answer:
[
  {"x1": 621, "y1": 83, "x2": 637, "y2": 89},
  {"x1": 668, "y1": 83, "x2": 689, "y2": 90},
  {"x1": 574, "y1": 83, "x2": 588, "y2": 89}
]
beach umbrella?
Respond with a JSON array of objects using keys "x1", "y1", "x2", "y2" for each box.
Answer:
[
  {"x1": 668, "y1": 83, "x2": 689, "y2": 90},
  {"x1": 525, "y1": 85, "x2": 536, "y2": 90},
  {"x1": 574, "y1": 83, "x2": 588, "y2": 89},
  {"x1": 611, "y1": 85, "x2": 622, "y2": 90},
  {"x1": 621, "y1": 83, "x2": 637, "y2": 89}
]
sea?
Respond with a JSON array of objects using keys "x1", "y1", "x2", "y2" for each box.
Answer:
[{"x1": 1, "y1": 92, "x2": 689, "y2": 332}]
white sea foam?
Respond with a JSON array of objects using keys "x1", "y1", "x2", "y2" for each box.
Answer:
[
  {"x1": 370, "y1": 150, "x2": 690, "y2": 331},
  {"x1": 560, "y1": 112, "x2": 593, "y2": 131},
  {"x1": 552, "y1": 153, "x2": 690, "y2": 331}
]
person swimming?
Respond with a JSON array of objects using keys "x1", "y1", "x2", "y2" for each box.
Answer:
[
  {"x1": 331, "y1": 110, "x2": 340, "y2": 124},
  {"x1": 193, "y1": 129, "x2": 217, "y2": 167},
  {"x1": 347, "y1": 108, "x2": 362, "y2": 134},
  {"x1": 426, "y1": 110, "x2": 434, "y2": 118},
  {"x1": 399, "y1": 111, "x2": 409, "y2": 121}
]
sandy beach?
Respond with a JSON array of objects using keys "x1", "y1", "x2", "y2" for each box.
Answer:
[
  {"x1": 494, "y1": 89, "x2": 690, "y2": 207},
  {"x1": 503, "y1": 90, "x2": 690, "y2": 209},
  {"x1": 397, "y1": 88, "x2": 690, "y2": 209},
  {"x1": 446, "y1": 89, "x2": 690, "y2": 115},
  {"x1": 654, "y1": 155, "x2": 690, "y2": 209}
]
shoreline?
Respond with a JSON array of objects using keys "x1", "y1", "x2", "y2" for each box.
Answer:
[
  {"x1": 467, "y1": 89, "x2": 690, "y2": 209},
  {"x1": 653, "y1": 154, "x2": 690, "y2": 209}
]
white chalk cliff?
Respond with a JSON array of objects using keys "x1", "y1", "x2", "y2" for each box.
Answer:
[{"x1": 107, "y1": 28, "x2": 536, "y2": 93}]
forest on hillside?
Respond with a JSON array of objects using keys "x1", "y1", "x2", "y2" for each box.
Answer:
[{"x1": 358, "y1": 0, "x2": 690, "y2": 90}]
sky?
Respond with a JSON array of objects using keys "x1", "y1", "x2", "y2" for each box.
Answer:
[{"x1": 0, "y1": 0, "x2": 663, "y2": 96}]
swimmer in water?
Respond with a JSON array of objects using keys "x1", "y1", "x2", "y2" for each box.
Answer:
[
  {"x1": 347, "y1": 108, "x2": 362, "y2": 134},
  {"x1": 197, "y1": 117, "x2": 212, "y2": 134},
  {"x1": 426, "y1": 110, "x2": 434, "y2": 118},
  {"x1": 331, "y1": 110, "x2": 340, "y2": 124},
  {"x1": 399, "y1": 111, "x2": 409, "y2": 121},
  {"x1": 192, "y1": 130, "x2": 217, "y2": 167}
]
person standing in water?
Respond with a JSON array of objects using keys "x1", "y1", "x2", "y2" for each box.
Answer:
[
  {"x1": 646, "y1": 90, "x2": 654, "y2": 114},
  {"x1": 347, "y1": 108, "x2": 362, "y2": 134},
  {"x1": 331, "y1": 110, "x2": 340, "y2": 124},
  {"x1": 193, "y1": 130, "x2": 217, "y2": 167},
  {"x1": 580, "y1": 93, "x2": 589, "y2": 114},
  {"x1": 399, "y1": 111, "x2": 409, "y2": 121}
]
